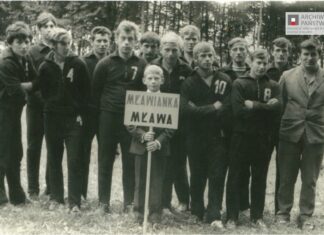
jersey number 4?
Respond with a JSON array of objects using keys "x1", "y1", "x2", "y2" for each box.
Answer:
[{"x1": 214, "y1": 80, "x2": 227, "y2": 95}]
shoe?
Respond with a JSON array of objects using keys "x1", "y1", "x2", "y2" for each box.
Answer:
[
  {"x1": 70, "y1": 205, "x2": 81, "y2": 214},
  {"x1": 239, "y1": 209, "x2": 250, "y2": 219},
  {"x1": 149, "y1": 213, "x2": 161, "y2": 224},
  {"x1": 276, "y1": 215, "x2": 290, "y2": 225},
  {"x1": 132, "y1": 211, "x2": 144, "y2": 224},
  {"x1": 211, "y1": 220, "x2": 225, "y2": 230},
  {"x1": 300, "y1": 221, "x2": 315, "y2": 231},
  {"x1": 176, "y1": 203, "x2": 188, "y2": 212},
  {"x1": 0, "y1": 188, "x2": 8, "y2": 205},
  {"x1": 124, "y1": 204, "x2": 134, "y2": 213},
  {"x1": 97, "y1": 202, "x2": 110, "y2": 214},
  {"x1": 29, "y1": 193, "x2": 39, "y2": 202},
  {"x1": 297, "y1": 216, "x2": 315, "y2": 231},
  {"x1": 252, "y1": 219, "x2": 267, "y2": 229},
  {"x1": 226, "y1": 220, "x2": 237, "y2": 229},
  {"x1": 43, "y1": 187, "x2": 50, "y2": 196},
  {"x1": 48, "y1": 200, "x2": 64, "y2": 210},
  {"x1": 162, "y1": 208, "x2": 174, "y2": 217},
  {"x1": 24, "y1": 198, "x2": 32, "y2": 205}
]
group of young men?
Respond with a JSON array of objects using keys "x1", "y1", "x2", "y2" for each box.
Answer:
[{"x1": 0, "y1": 11, "x2": 324, "y2": 232}]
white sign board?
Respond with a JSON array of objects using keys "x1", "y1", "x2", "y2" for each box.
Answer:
[{"x1": 124, "y1": 90, "x2": 179, "y2": 129}]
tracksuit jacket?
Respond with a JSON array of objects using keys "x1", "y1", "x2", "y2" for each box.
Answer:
[
  {"x1": 231, "y1": 72, "x2": 281, "y2": 135},
  {"x1": 38, "y1": 51, "x2": 89, "y2": 116}
]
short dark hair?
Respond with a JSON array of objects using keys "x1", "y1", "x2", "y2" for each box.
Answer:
[
  {"x1": 140, "y1": 31, "x2": 160, "y2": 46},
  {"x1": 6, "y1": 21, "x2": 32, "y2": 44},
  {"x1": 228, "y1": 37, "x2": 248, "y2": 50},
  {"x1": 36, "y1": 12, "x2": 57, "y2": 28},
  {"x1": 300, "y1": 39, "x2": 321, "y2": 55},
  {"x1": 193, "y1": 42, "x2": 216, "y2": 59},
  {"x1": 90, "y1": 26, "x2": 112, "y2": 41},
  {"x1": 250, "y1": 49, "x2": 268, "y2": 61},
  {"x1": 272, "y1": 37, "x2": 292, "y2": 51}
]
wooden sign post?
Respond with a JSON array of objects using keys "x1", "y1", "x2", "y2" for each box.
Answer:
[{"x1": 124, "y1": 91, "x2": 179, "y2": 234}]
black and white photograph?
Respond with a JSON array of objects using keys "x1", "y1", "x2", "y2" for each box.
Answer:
[{"x1": 1, "y1": 0, "x2": 324, "y2": 234}]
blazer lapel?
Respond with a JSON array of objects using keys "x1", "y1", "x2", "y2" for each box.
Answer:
[
  {"x1": 296, "y1": 66, "x2": 309, "y2": 98},
  {"x1": 310, "y1": 68, "x2": 324, "y2": 97}
]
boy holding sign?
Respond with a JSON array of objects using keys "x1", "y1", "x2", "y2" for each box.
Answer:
[
  {"x1": 181, "y1": 42, "x2": 232, "y2": 229},
  {"x1": 128, "y1": 65, "x2": 174, "y2": 224}
]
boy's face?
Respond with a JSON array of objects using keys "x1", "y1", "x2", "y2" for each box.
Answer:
[
  {"x1": 160, "y1": 42, "x2": 180, "y2": 65},
  {"x1": 195, "y1": 50, "x2": 215, "y2": 71},
  {"x1": 272, "y1": 45, "x2": 289, "y2": 65},
  {"x1": 230, "y1": 43, "x2": 248, "y2": 64},
  {"x1": 54, "y1": 37, "x2": 71, "y2": 58},
  {"x1": 143, "y1": 73, "x2": 163, "y2": 92},
  {"x1": 250, "y1": 57, "x2": 268, "y2": 78},
  {"x1": 140, "y1": 42, "x2": 159, "y2": 62},
  {"x1": 300, "y1": 48, "x2": 319, "y2": 71},
  {"x1": 9, "y1": 38, "x2": 31, "y2": 57},
  {"x1": 93, "y1": 33, "x2": 110, "y2": 56},
  {"x1": 39, "y1": 21, "x2": 56, "y2": 41},
  {"x1": 183, "y1": 34, "x2": 199, "y2": 54},
  {"x1": 116, "y1": 30, "x2": 136, "y2": 56}
]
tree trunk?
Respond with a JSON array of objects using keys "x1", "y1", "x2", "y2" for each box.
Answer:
[
  {"x1": 156, "y1": 1, "x2": 162, "y2": 34},
  {"x1": 152, "y1": 1, "x2": 157, "y2": 32}
]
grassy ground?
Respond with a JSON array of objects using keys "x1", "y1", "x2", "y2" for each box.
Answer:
[{"x1": 1, "y1": 108, "x2": 324, "y2": 234}]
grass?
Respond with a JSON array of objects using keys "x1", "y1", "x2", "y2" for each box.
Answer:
[{"x1": 1, "y1": 107, "x2": 324, "y2": 234}]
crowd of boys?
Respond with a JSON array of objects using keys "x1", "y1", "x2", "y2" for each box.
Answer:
[{"x1": 0, "y1": 11, "x2": 324, "y2": 232}]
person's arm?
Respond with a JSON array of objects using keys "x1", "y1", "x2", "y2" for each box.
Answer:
[
  {"x1": 146, "y1": 128, "x2": 175, "y2": 152},
  {"x1": 0, "y1": 61, "x2": 26, "y2": 96},
  {"x1": 251, "y1": 81, "x2": 281, "y2": 112},
  {"x1": 231, "y1": 80, "x2": 254, "y2": 118},
  {"x1": 155, "y1": 128, "x2": 175, "y2": 147},
  {"x1": 180, "y1": 80, "x2": 218, "y2": 118},
  {"x1": 26, "y1": 54, "x2": 40, "y2": 92},
  {"x1": 127, "y1": 125, "x2": 146, "y2": 142},
  {"x1": 278, "y1": 74, "x2": 288, "y2": 115},
  {"x1": 92, "y1": 58, "x2": 108, "y2": 108},
  {"x1": 77, "y1": 59, "x2": 91, "y2": 117}
]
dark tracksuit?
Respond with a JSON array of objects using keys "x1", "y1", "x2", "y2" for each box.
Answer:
[
  {"x1": 151, "y1": 58, "x2": 192, "y2": 209},
  {"x1": 92, "y1": 52, "x2": 146, "y2": 208},
  {"x1": 27, "y1": 42, "x2": 51, "y2": 196},
  {"x1": 81, "y1": 51, "x2": 106, "y2": 199},
  {"x1": 181, "y1": 69, "x2": 232, "y2": 221},
  {"x1": 221, "y1": 62, "x2": 251, "y2": 212},
  {"x1": 266, "y1": 62, "x2": 292, "y2": 214},
  {"x1": 226, "y1": 73, "x2": 281, "y2": 222},
  {"x1": 129, "y1": 125, "x2": 174, "y2": 216},
  {"x1": 39, "y1": 51, "x2": 89, "y2": 208},
  {"x1": 0, "y1": 48, "x2": 37, "y2": 204}
]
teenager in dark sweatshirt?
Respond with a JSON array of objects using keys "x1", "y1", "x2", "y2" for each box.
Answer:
[
  {"x1": 27, "y1": 12, "x2": 57, "y2": 199},
  {"x1": 181, "y1": 42, "x2": 231, "y2": 229},
  {"x1": 39, "y1": 28, "x2": 89, "y2": 213},
  {"x1": 151, "y1": 32, "x2": 192, "y2": 213},
  {"x1": 92, "y1": 20, "x2": 146, "y2": 213},
  {"x1": 226, "y1": 49, "x2": 281, "y2": 229},
  {"x1": 0, "y1": 22, "x2": 36, "y2": 205},
  {"x1": 81, "y1": 26, "x2": 111, "y2": 200}
]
